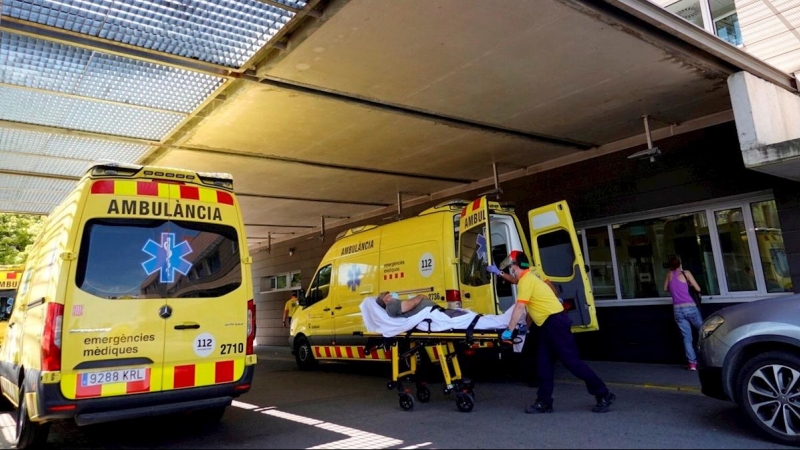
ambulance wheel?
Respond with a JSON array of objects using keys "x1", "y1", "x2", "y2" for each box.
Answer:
[
  {"x1": 455, "y1": 393, "x2": 475, "y2": 413},
  {"x1": 399, "y1": 393, "x2": 414, "y2": 411},
  {"x1": 416, "y1": 386, "x2": 431, "y2": 403},
  {"x1": 14, "y1": 386, "x2": 51, "y2": 449},
  {"x1": 295, "y1": 337, "x2": 317, "y2": 370}
]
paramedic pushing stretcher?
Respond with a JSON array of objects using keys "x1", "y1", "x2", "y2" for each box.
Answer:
[{"x1": 499, "y1": 251, "x2": 616, "y2": 414}]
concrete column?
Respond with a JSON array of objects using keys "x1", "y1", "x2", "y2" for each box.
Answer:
[{"x1": 728, "y1": 71, "x2": 800, "y2": 181}]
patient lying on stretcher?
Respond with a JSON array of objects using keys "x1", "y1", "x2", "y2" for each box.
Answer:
[
  {"x1": 376, "y1": 291, "x2": 469, "y2": 318},
  {"x1": 360, "y1": 292, "x2": 521, "y2": 339}
]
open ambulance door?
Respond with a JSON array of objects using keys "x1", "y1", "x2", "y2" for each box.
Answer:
[
  {"x1": 528, "y1": 201, "x2": 598, "y2": 332},
  {"x1": 458, "y1": 197, "x2": 500, "y2": 315}
]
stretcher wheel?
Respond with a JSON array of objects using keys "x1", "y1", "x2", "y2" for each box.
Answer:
[
  {"x1": 416, "y1": 386, "x2": 431, "y2": 403},
  {"x1": 455, "y1": 393, "x2": 475, "y2": 413},
  {"x1": 399, "y1": 393, "x2": 414, "y2": 411}
]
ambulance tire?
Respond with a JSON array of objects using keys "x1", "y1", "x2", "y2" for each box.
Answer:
[
  {"x1": 14, "y1": 386, "x2": 51, "y2": 449},
  {"x1": 295, "y1": 336, "x2": 317, "y2": 370}
]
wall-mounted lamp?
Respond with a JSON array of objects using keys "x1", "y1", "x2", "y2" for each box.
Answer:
[{"x1": 289, "y1": 247, "x2": 295, "y2": 256}]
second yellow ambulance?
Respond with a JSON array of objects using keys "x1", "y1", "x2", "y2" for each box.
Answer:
[{"x1": 290, "y1": 196, "x2": 597, "y2": 369}]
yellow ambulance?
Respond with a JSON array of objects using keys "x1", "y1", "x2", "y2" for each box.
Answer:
[
  {"x1": 0, "y1": 264, "x2": 24, "y2": 347},
  {"x1": 290, "y1": 196, "x2": 597, "y2": 369},
  {"x1": 0, "y1": 162, "x2": 256, "y2": 448}
]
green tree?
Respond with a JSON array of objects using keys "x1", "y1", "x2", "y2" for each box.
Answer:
[{"x1": 0, "y1": 213, "x2": 45, "y2": 265}]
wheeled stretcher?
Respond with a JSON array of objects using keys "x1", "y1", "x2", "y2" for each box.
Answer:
[
  {"x1": 358, "y1": 297, "x2": 523, "y2": 412},
  {"x1": 356, "y1": 321, "x2": 518, "y2": 413}
]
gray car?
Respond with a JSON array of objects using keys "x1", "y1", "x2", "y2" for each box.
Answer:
[{"x1": 697, "y1": 294, "x2": 800, "y2": 445}]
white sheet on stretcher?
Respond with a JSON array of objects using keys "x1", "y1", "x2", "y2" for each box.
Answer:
[{"x1": 360, "y1": 297, "x2": 519, "y2": 338}]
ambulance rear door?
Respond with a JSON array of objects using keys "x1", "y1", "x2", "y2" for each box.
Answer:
[
  {"x1": 528, "y1": 201, "x2": 598, "y2": 332},
  {"x1": 159, "y1": 184, "x2": 248, "y2": 392},
  {"x1": 458, "y1": 197, "x2": 499, "y2": 314},
  {"x1": 61, "y1": 181, "x2": 170, "y2": 400}
]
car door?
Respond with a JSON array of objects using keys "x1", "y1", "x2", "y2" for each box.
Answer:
[
  {"x1": 458, "y1": 197, "x2": 499, "y2": 314},
  {"x1": 528, "y1": 201, "x2": 598, "y2": 332}
]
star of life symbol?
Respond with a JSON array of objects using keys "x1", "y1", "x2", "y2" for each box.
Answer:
[
  {"x1": 346, "y1": 265, "x2": 362, "y2": 292},
  {"x1": 142, "y1": 232, "x2": 193, "y2": 284},
  {"x1": 476, "y1": 233, "x2": 487, "y2": 262}
]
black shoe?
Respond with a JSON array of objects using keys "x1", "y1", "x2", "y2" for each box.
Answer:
[
  {"x1": 592, "y1": 392, "x2": 616, "y2": 413},
  {"x1": 525, "y1": 399, "x2": 553, "y2": 414}
]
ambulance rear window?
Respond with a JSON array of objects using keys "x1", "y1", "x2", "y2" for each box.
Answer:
[{"x1": 76, "y1": 219, "x2": 242, "y2": 299}]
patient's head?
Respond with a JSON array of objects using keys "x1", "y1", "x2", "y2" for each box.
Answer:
[{"x1": 375, "y1": 291, "x2": 399, "y2": 309}]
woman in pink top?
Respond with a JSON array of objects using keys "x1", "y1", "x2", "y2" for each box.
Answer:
[{"x1": 663, "y1": 256, "x2": 703, "y2": 371}]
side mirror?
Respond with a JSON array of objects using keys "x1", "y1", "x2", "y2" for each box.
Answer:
[{"x1": 297, "y1": 290, "x2": 307, "y2": 308}]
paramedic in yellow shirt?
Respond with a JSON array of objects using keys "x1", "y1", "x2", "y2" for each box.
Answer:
[
  {"x1": 500, "y1": 251, "x2": 616, "y2": 415},
  {"x1": 283, "y1": 291, "x2": 299, "y2": 328}
]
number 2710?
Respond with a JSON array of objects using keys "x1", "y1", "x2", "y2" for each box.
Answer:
[{"x1": 220, "y1": 343, "x2": 244, "y2": 355}]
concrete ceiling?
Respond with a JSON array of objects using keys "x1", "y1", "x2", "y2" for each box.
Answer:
[{"x1": 0, "y1": 0, "x2": 795, "y2": 249}]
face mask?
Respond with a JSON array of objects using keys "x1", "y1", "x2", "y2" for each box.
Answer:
[
  {"x1": 510, "y1": 267, "x2": 519, "y2": 278},
  {"x1": 389, "y1": 292, "x2": 399, "y2": 300}
]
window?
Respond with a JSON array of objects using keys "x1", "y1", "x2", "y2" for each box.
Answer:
[
  {"x1": 460, "y1": 226, "x2": 490, "y2": 287},
  {"x1": 657, "y1": 0, "x2": 742, "y2": 46},
  {"x1": 611, "y1": 211, "x2": 718, "y2": 299},
  {"x1": 715, "y1": 208, "x2": 755, "y2": 292},
  {"x1": 260, "y1": 270, "x2": 301, "y2": 293},
  {"x1": 710, "y1": 0, "x2": 742, "y2": 46},
  {"x1": 585, "y1": 226, "x2": 617, "y2": 300},
  {"x1": 751, "y1": 200, "x2": 793, "y2": 293},
  {"x1": 664, "y1": 0, "x2": 705, "y2": 28},
  {"x1": 0, "y1": 292, "x2": 13, "y2": 321},
  {"x1": 578, "y1": 193, "x2": 787, "y2": 303},
  {"x1": 76, "y1": 219, "x2": 242, "y2": 299},
  {"x1": 306, "y1": 265, "x2": 332, "y2": 306}
]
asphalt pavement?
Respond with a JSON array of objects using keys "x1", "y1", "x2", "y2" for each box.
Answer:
[{"x1": 0, "y1": 345, "x2": 790, "y2": 449}]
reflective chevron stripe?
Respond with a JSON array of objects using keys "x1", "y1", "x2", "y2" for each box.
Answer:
[
  {"x1": 313, "y1": 345, "x2": 391, "y2": 360},
  {"x1": 90, "y1": 180, "x2": 234, "y2": 205},
  {"x1": 65, "y1": 359, "x2": 244, "y2": 399}
]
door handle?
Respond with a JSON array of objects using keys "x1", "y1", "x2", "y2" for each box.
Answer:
[
  {"x1": 174, "y1": 323, "x2": 201, "y2": 330},
  {"x1": 323, "y1": 308, "x2": 331, "y2": 312},
  {"x1": 464, "y1": 293, "x2": 471, "y2": 299},
  {"x1": 334, "y1": 306, "x2": 342, "y2": 310}
]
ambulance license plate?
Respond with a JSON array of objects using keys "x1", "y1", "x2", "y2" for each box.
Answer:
[{"x1": 81, "y1": 368, "x2": 147, "y2": 387}]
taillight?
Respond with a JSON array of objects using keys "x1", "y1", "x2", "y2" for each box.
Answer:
[
  {"x1": 246, "y1": 299, "x2": 256, "y2": 355},
  {"x1": 445, "y1": 290, "x2": 462, "y2": 309},
  {"x1": 42, "y1": 303, "x2": 64, "y2": 371}
]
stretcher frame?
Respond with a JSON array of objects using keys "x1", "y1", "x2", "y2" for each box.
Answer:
[{"x1": 357, "y1": 325, "x2": 513, "y2": 413}]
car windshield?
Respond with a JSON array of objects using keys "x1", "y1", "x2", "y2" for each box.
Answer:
[{"x1": 76, "y1": 219, "x2": 242, "y2": 299}]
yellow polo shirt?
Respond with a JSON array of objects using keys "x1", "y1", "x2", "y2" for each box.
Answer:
[
  {"x1": 284, "y1": 297, "x2": 299, "y2": 318},
  {"x1": 515, "y1": 269, "x2": 563, "y2": 326}
]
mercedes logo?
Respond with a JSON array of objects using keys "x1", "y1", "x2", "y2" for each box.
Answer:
[{"x1": 159, "y1": 305, "x2": 172, "y2": 319}]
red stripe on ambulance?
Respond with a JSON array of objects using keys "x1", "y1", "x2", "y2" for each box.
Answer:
[
  {"x1": 215, "y1": 360, "x2": 234, "y2": 383},
  {"x1": 75, "y1": 381, "x2": 102, "y2": 399},
  {"x1": 125, "y1": 368, "x2": 151, "y2": 394},
  {"x1": 173, "y1": 365, "x2": 195, "y2": 388}
]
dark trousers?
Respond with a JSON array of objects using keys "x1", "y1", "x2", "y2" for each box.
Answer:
[{"x1": 536, "y1": 312, "x2": 608, "y2": 405}]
